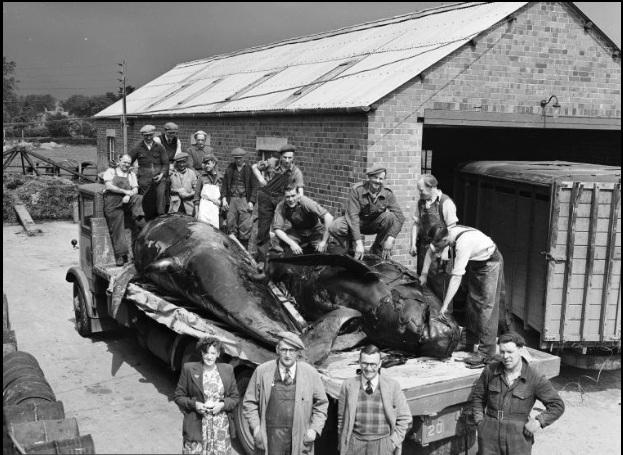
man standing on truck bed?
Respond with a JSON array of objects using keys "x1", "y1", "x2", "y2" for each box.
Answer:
[
  {"x1": 102, "y1": 154, "x2": 143, "y2": 266},
  {"x1": 471, "y1": 332, "x2": 564, "y2": 454},
  {"x1": 242, "y1": 331, "x2": 328, "y2": 455},
  {"x1": 129, "y1": 124, "x2": 169, "y2": 221},
  {"x1": 420, "y1": 224, "x2": 510, "y2": 367},
  {"x1": 338, "y1": 344, "x2": 411, "y2": 455}
]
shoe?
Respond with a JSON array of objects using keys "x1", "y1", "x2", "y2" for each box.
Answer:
[
  {"x1": 369, "y1": 243, "x2": 383, "y2": 257},
  {"x1": 115, "y1": 256, "x2": 124, "y2": 267},
  {"x1": 463, "y1": 352, "x2": 491, "y2": 366}
]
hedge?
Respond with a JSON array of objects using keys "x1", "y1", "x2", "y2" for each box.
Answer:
[{"x1": 5, "y1": 137, "x2": 96, "y2": 146}]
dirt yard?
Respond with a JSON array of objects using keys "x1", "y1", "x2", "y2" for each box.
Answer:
[{"x1": 3, "y1": 221, "x2": 621, "y2": 454}]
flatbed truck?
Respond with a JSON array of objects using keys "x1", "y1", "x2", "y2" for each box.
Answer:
[{"x1": 66, "y1": 183, "x2": 562, "y2": 454}]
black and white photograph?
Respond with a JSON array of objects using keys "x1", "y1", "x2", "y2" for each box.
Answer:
[{"x1": 3, "y1": 2, "x2": 621, "y2": 454}]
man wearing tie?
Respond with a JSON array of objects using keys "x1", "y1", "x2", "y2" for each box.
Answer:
[{"x1": 337, "y1": 345, "x2": 411, "y2": 455}]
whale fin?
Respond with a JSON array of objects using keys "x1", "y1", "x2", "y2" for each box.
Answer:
[
  {"x1": 269, "y1": 254, "x2": 380, "y2": 282},
  {"x1": 144, "y1": 257, "x2": 183, "y2": 275}
]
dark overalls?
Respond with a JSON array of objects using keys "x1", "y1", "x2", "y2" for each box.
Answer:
[
  {"x1": 256, "y1": 170, "x2": 292, "y2": 262},
  {"x1": 261, "y1": 368, "x2": 297, "y2": 455},
  {"x1": 451, "y1": 229, "x2": 507, "y2": 357},
  {"x1": 103, "y1": 173, "x2": 143, "y2": 261},
  {"x1": 129, "y1": 141, "x2": 168, "y2": 221}
]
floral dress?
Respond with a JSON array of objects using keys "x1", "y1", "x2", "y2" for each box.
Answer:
[{"x1": 183, "y1": 367, "x2": 231, "y2": 455}]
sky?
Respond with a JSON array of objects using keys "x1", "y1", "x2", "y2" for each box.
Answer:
[{"x1": 3, "y1": 2, "x2": 621, "y2": 101}]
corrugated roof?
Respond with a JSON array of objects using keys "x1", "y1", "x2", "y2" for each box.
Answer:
[{"x1": 96, "y1": 2, "x2": 527, "y2": 118}]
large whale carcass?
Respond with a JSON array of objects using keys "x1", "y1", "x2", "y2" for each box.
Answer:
[
  {"x1": 267, "y1": 254, "x2": 461, "y2": 358},
  {"x1": 133, "y1": 214, "x2": 302, "y2": 347}
]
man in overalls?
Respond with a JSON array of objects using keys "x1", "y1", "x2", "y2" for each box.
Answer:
[
  {"x1": 102, "y1": 154, "x2": 144, "y2": 266},
  {"x1": 243, "y1": 331, "x2": 328, "y2": 455},
  {"x1": 419, "y1": 224, "x2": 509, "y2": 367},
  {"x1": 128, "y1": 124, "x2": 169, "y2": 221},
  {"x1": 253, "y1": 144, "x2": 305, "y2": 266}
]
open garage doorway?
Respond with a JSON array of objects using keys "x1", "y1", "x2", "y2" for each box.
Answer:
[{"x1": 422, "y1": 126, "x2": 621, "y2": 215}]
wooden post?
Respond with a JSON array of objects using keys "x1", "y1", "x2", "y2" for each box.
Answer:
[
  {"x1": 600, "y1": 183, "x2": 621, "y2": 342},
  {"x1": 580, "y1": 184, "x2": 599, "y2": 341}
]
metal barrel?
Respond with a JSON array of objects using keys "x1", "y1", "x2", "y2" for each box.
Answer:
[
  {"x1": 9, "y1": 418, "x2": 80, "y2": 446},
  {"x1": 3, "y1": 401, "x2": 66, "y2": 424},
  {"x1": 21, "y1": 435, "x2": 96, "y2": 454},
  {"x1": 3, "y1": 375, "x2": 56, "y2": 406}
]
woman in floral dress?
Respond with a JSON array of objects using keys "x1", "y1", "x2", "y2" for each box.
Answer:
[{"x1": 174, "y1": 337, "x2": 240, "y2": 455}]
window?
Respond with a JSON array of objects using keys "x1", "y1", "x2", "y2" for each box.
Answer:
[
  {"x1": 106, "y1": 129, "x2": 116, "y2": 163},
  {"x1": 421, "y1": 149, "x2": 433, "y2": 174}
]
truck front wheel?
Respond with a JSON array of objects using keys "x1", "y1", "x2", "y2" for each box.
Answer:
[
  {"x1": 73, "y1": 282, "x2": 92, "y2": 337},
  {"x1": 233, "y1": 368, "x2": 254, "y2": 455}
]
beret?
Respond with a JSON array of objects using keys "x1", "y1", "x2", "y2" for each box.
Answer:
[
  {"x1": 278, "y1": 144, "x2": 296, "y2": 154},
  {"x1": 366, "y1": 165, "x2": 387, "y2": 176},
  {"x1": 276, "y1": 331, "x2": 305, "y2": 350},
  {"x1": 193, "y1": 130, "x2": 208, "y2": 140},
  {"x1": 231, "y1": 147, "x2": 247, "y2": 157},
  {"x1": 140, "y1": 124, "x2": 156, "y2": 134},
  {"x1": 163, "y1": 122, "x2": 178, "y2": 131},
  {"x1": 173, "y1": 151, "x2": 189, "y2": 161},
  {"x1": 202, "y1": 155, "x2": 217, "y2": 163}
]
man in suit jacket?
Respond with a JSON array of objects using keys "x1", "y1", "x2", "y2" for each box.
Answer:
[
  {"x1": 337, "y1": 344, "x2": 411, "y2": 455},
  {"x1": 242, "y1": 331, "x2": 328, "y2": 455}
]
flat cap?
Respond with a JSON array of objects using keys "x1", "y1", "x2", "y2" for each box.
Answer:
[
  {"x1": 278, "y1": 144, "x2": 296, "y2": 154},
  {"x1": 277, "y1": 331, "x2": 305, "y2": 350},
  {"x1": 202, "y1": 155, "x2": 217, "y2": 163},
  {"x1": 193, "y1": 130, "x2": 208, "y2": 140},
  {"x1": 366, "y1": 165, "x2": 387, "y2": 176},
  {"x1": 140, "y1": 124, "x2": 156, "y2": 134},
  {"x1": 173, "y1": 151, "x2": 189, "y2": 161},
  {"x1": 231, "y1": 147, "x2": 247, "y2": 157},
  {"x1": 163, "y1": 122, "x2": 178, "y2": 131}
]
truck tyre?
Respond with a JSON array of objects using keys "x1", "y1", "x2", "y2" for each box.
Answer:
[
  {"x1": 73, "y1": 282, "x2": 92, "y2": 337},
  {"x1": 233, "y1": 368, "x2": 254, "y2": 455}
]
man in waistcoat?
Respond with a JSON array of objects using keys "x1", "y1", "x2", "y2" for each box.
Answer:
[
  {"x1": 128, "y1": 124, "x2": 169, "y2": 221},
  {"x1": 154, "y1": 122, "x2": 182, "y2": 163},
  {"x1": 243, "y1": 332, "x2": 328, "y2": 455},
  {"x1": 253, "y1": 144, "x2": 305, "y2": 266},
  {"x1": 329, "y1": 165, "x2": 405, "y2": 260},
  {"x1": 338, "y1": 345, "x2": 411, "y2": 455},
  {"x1": 221, "y1": 147, "x2": 257, "y2": 249}
]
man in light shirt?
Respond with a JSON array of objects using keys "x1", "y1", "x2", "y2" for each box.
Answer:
[{"x1": 420, "y1": 224, "x2": 510, "y2": 367}]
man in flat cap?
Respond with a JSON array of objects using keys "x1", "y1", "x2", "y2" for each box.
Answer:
[
  {"x1": 187, "y1": 130, "x2": 214, "y2": 173},
  {"x1": 128, "y1": 124, "x2": 169, "y2": 220},
  {"x1": 252, "y1": 144, "x2": 305, "y2": 267},
  {"x1": 221, "y1": 147, "x2": 257, "y2": 249},
  {"x1": 169, "y1": 152, "x2": 198, "y2": 215},
  {"x1": 154, "y1": 122, "x2": 182, "y2": 213},
  {"x1": 273, "y1": 183, "x2": 334, "y2": 255},
  {"x1": 329, "y1": 165, "x2": 405, "y2": 260},
  {"x1": 243, "y1": 331, "x2": 328, "y2": 455}
]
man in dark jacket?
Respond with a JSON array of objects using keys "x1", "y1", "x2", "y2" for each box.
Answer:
[
  {"x1": 128, "y1": 124, "x2": 169, "y2": 220},
  {"x1": 471, "y1": 332, "x2": 564, "y2": 455},
  {"x1": 221, "y1": 147, "x2": 257, "y2": 249}
]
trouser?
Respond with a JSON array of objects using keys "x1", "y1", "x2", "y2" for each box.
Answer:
[
  {"x1": 227, "y1": 196, "x2": 253, "y2": 242},
  {"x1": 329, "y1": 211, "x2": 400, "y2": 255},
  {"x1": 466, "y1": 249, "x2": 507, "y2": 357},
  {"x1": 139, "y1": 178, "x2": 167, "y2": 221},
  {"x1": 103, "y1": 193, "x2": 143, "y2": 258},
  {"x1": 346, "y1": 434, "x2": 395, "y2": 455},
  {"x1": 280, "y1": 225, "x2": 325, "y2": 254},
  {"x1": 256, "y1": 191, "x2": 282, "y2": 261},
  {"x1": 169, "y1": 195, "x2": 194, "y2": 215},
  {"x1": 477, "y1": 414, "x2": 533, "y2": 455}
]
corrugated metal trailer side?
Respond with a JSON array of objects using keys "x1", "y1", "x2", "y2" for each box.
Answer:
[{"x1": 455, "y1": 161, "x2": 621, "y2": 350}]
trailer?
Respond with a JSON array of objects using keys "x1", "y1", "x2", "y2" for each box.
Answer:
[
  {"x1": 66, "y1": 183, "x2": 562, "y2": 454},
  {"x1": 455, "y1": 161, "x2": 621, "y2": 354}
]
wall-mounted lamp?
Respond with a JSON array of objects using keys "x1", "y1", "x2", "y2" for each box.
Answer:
[{"x1": 540, "y1": 95, "x2": 561, "y2": 118}]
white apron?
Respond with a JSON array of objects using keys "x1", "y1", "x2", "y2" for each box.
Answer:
[{"x1": 198, "y1": 183, "x2": 220, "y2": 228}]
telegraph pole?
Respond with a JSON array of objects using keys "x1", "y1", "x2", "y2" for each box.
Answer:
[{"x1": 117, "y1": 60, "x2": 128, "y2": 155}]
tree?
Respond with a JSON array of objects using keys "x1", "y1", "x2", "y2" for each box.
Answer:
[
  {"x1": 45, "y1": 112, "x2": 71, "y2": 137},
  {"x1": 3, "y1": 56, "x2": 19, "y2": 122}
]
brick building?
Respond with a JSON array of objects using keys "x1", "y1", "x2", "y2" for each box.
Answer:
[{"x1": 94, "y1": 2, "x2": 621, "y2": 265}]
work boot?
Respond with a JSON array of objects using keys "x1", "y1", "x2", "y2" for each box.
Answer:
[
  {"x1": 370, "y1": 242, "x2": 383, "y2": 257},
  {"x1": 115, "y1": 255, "x2": 124, "y2": 267},
  {"x1": 463, "y1": 352, "x2": 491, "y2": 367}
]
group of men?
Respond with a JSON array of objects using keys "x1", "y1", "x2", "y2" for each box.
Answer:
[
  {"x1": 242, "y1": 329, "x2": 563, "y2": 455},
  {"x1": 103, "y1": 123, "x2": 564, "y2": 454}
]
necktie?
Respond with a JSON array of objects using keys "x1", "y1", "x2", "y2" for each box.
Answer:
[
  {"x1": 365, "y1": 380, "x2": 373, "y2": 395},
  {"x1": 284, "y1": 368, "x2": 293, "y2": 386}
]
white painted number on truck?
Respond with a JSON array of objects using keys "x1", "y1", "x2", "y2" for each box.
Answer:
[{"x1": 426, "y1": 420, "x2": 444, "y2": 438}]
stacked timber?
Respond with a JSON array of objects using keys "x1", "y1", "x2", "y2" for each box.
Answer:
[{"x1": 2, "y1": 293, "x2": 96, "y2": 454}]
